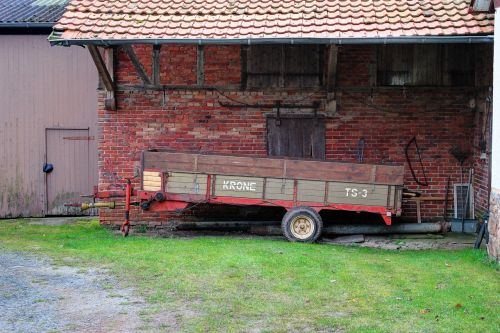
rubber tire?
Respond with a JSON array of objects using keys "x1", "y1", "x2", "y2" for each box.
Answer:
[{"x1": 281, "y1": 206, "x2": 323, "y2": 243}]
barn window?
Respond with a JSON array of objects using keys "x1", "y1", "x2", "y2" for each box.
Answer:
[
  {"x1": 243, "y1": 45, "x2": 323, "y2": 89},
  {"x1": 377, "y1": 44, "x2": 475, "y2": 86},
  {"x1": 266, "y1": 115, "x2": 325, "y2": 159}
]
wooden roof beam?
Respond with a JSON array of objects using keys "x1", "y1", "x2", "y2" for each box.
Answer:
[
  {"x1": 122, "y1": 45, "x2": 152, "y2": 85},
  {"x1": 88, "y1": 45, "x2": 116, "y2": 110}
]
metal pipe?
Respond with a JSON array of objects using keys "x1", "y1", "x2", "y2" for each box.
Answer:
[
  {"x1": 250, "y1": 222, "x2": 447, "y2": 236},
  {"x1": 81, "y1": 202, "x2": 118, "y2": 210},
  {"x1": 172, "y1": 221, "x2": 446, "y2": 234},
  {"x1": 49, "y1": 35, "x2": 494, "y2": 47}
]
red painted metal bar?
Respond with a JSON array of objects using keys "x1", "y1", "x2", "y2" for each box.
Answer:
[
  {"x1": 121, "y1": 179, "x2": 132, "y2": 236},
  {"x1": 136, "y1": 191, "x2": 396, "y2": 225}
]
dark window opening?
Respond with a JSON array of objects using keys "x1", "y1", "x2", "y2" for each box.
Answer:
[
  {"x1": 377, "y1": 44, "x2": 475, "y2": 87},
  {"x1": 243, "y1": 45, "x2": 324, "y2": 89},
  {"x1": 266, "y1": 115, "x2": 325, "y2": 159}
]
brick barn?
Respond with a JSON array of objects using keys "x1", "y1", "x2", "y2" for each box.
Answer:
[{"x1": 49, "y1": 1, "x2": 497, "y2": 255}]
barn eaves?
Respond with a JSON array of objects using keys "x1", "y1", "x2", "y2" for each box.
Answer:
[{"x1": 48, "y1": 0, "x2": 494, "y2": 46}]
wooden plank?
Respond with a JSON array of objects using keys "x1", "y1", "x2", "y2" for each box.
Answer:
[
  {"x1": 325, "y1": 45, "x2": 338, "y2": 91},
  {"x1": 198, "y1": 154, "x2": 285, "y2": 178},
  {"x1": 297, "y1": 180, "x2": 325, "y2": 202},
  {"x1": 143, "y1": 151, "x2": 404, "y2": 186},
  {"x1": 144, "y1": 185, "x2": 162, "y2": 191},
  {"x1": 267, "y1": 117, "x2": 325, "y2": 159},
  {"x1": 122, "y1": 45, "x2": 152, "y2": 85},
  {"x1": 213, "y1": 175, "x2": 264, "y2": 199},
  {"x1": 143, "y1": 180, "x2": 162, "y2": 187},
  {"x1": 377, "y1": 45, "x2": 412, "y2": 86},
  {"x1": 264, "y1": 178, "x2": 294, "y2": 200},
  {"x1": 327, "y1": 182, "x2": 390, "y2": 207},
  {"x1": 143, "y1": 170, "x2": 161, "y2": 177},
  {"x1": 152, "y1": 45, "x2": 161, "y2": 86},
  {"x1": 197, "y1": 45, "x2": 205, "y2": 85},
  {"x1": 412, "y1": 45, "x2": 441, "y2": 86},
  {"x1": 166, "y1": 172, "x2": 207, "y2": 195},
  {"x1": 88, "y1": 45, "x2": 114, "y2": 92},
  {"x1": 143, "y1": 175, "x2": 162, "y2": 182}
]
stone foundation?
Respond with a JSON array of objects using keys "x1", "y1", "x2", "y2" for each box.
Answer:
[{"x1": 488, "y1": 190, "x2": 500, "y2": 261}]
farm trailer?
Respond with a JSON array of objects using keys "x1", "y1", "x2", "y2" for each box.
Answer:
[{"x1": 85, "y1": 151, "x2": 404, "y2": 242}]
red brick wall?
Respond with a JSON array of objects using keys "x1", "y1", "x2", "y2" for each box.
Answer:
[{"x1": 98, "y1": 44, "x2": 492, "y2": 228}]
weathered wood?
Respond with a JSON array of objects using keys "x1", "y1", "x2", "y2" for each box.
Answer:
[
  {"x1": 166, "y1": 172, "x2": 207, "y2": 195},
  {"x1": 88, "y1": 45, "x2": 115, "y2": 110},
  {"x1": 143, "y1": 151, "x2": 404, "y2": 185},
  {"x1": 240, "y1": 45, "x2": 248, "y2": 90},
  {"x1": 197, "y1": 45, "x2": 205, "y2": 85},
  {"x1": 412, "y1": 44, "x2": 441, "y2": 86},
  {"x1": 122, "y1": 45, "x2": 152, "y2": 85},
  {"x1": 213, "y1": 175, "x2": 264, "y2": 199},
  {"x1": 88, "y1": 45, "x2": 114, "y2": 92},
  {"x1": 267, "y1": 116, "x2": 325, "y2": 159},
  {"x1": 327, "y1": 182, "x2": 395, "y2": 207},
  {"x1": 378, "y1": 44, "x2": 475, "y2": 87},
  {"x1": 246, "y1": 45, "x2": 322, "y2": 89},
  {"x1": 152, "y1": 45, "x2": 161, "y2": 85},
  {"x1": 325, "y1": 45, "x2": 338, "y2": 91}
]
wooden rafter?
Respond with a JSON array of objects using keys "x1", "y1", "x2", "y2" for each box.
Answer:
[
  {"x1": 152, "y1": 45, "x2": 161, "y2": 85},
  {"x1": 197, "y1": 45, "x2": 205, "y2": 85},
  {"x1": 325, "y1": 45, "x2": 338, "y2": 92},
  {"x1": 88, "y1": 45, "x2": 114, "y2": 92},
  {"x1": 122, "y1": 45, "x2": 152, "y2": 85}
]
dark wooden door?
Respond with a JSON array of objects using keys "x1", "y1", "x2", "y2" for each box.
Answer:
[{"x1": 266, "y1": 116, "x2": 325, "y2": 159}]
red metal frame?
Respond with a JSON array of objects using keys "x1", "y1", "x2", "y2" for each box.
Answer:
[
  {"x1": 136, "y1": 190, "x2": 397, "y2": 225},
  {"x1": 92, "y1": 172, "x2": 399, "y2": 229}
]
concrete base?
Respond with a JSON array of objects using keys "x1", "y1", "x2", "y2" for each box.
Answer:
[{"x1": 488, "y1": 190, "x2": 500, "y2": 261}]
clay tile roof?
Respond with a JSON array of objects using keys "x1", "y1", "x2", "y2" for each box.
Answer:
[{"x1": 50, "y1": 0, "x2": 494, "y2": 43}]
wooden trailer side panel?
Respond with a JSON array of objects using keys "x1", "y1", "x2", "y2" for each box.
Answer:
[
  {"x1": 264, "y1": 178, "x2": 294, "y2": 201},
  {"x1": 165, "y1": 172, "x2": 208, "y2": 195},
  {"x1": 213, "y1": 175, "x2": 264, "y2": 199},
  {"x1": 327, "y1": 182, "x2": 393, "y2": 207},
  {"x1": 143, "y1": 151, "x2": 404, "y2": 186},
  {"x1": 297, "y1": 180, "x2": 325, "y2": 202}
]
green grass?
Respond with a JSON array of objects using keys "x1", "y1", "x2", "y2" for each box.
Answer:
[{"x1": 0, "y1": 219, "x2": 498, "y2": 333}]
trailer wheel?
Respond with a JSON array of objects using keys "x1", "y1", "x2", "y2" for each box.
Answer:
[{"x1": 281, "y1": 206, "x2": 322, "y2": 243}]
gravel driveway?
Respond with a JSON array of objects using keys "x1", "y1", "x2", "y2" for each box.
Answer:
[{"x1": 0, "y1": 251, "x2": 146, "y2": 333}]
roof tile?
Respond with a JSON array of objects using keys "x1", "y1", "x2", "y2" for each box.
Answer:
[{"x1": 52, "y1": 0, "x2": 494, "y2": 41}]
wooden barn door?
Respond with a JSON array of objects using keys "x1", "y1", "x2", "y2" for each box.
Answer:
[
  {"x1": 267, "y1": 115, "x2": 325, "y2": 159},
  {"x1": 45, "y1": 128, "x2": 96, "y2": 215}
]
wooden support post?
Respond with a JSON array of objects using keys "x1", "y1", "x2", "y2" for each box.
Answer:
[
  {"x1": 325, "y1": 44, "x2": 339, "y2": 114},
  {"x1": 279, "y1": 45, "x2": 285, "y2": 89},
  {"x1": 152, "y1": 45, "x2": 161, "y2": 86},
  {"x1": 325, "y1": 44, "x2": 338, "y2": 92},
  {"x1": 369, "y1": 46, "x2": 378, "y2": 87},
  {"x1": 240, "y1": 45, "x2": 248, "y2": 90},
  {"x1": 197, "y1": 45, "x2": 205, "y2": 85},
  {"x1": 122, "y1": 45, "x2": 152, "y2": 85},
  {"x1": 416, "y1": 200, "x2": 422, "y2": 223},
  {"x1": 88, "y1": 45, "x2": 116, "y2": 110},
  {"x1": 404, "y1": 197, "x2": 446, "y2": 224}
]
